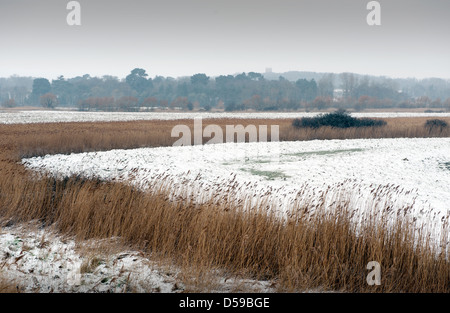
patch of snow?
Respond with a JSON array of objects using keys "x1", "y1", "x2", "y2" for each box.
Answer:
[
  {"x1": 1, "y1": 110, "x2": 450, "y2": 124},
  {"x1": 0, "y1": 226, "x2": 178, "y2": 292},
  {"x1": 23, "y1": 138, "x2": 450, "y2": 245}
]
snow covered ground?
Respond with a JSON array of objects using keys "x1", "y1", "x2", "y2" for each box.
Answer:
[
  {"x1": 1, "y1": 110, "x2": 450, "y2": 124},
  {"x1": 23, "y1": 138, "x2": 450, "y2": 244},
  {"x1": 0, "y1": 225, "x2": 180, "y2": 292},
  {"x1": 0, "y1": 225, "x2": 275, "y2": 293}
]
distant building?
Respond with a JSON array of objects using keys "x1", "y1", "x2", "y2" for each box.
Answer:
[
  {"x1": 265, "y1": 68, "x2": 273, "y2": 74},
  {"x1": 333, "y1": 89, "x2": 343, "y2": 102}
]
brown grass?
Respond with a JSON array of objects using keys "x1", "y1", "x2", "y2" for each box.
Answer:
[
  {"x1": 0, "y1": 117, "x2": 449, "y2": 292},
  {"x1": 0, "y1": 174, "x2": 448, "y2": 292},
  {"x1": 0, "y1": 272, "x2": 18, "y2": 293},
  {"x1": 283, "y1": 117, "x2": 450, "y2": 141},
  {"x1": 0, "y1": 280, "x2": 18, "y2": 293},
  {"x1": 2, "y1": 117, "x2": 448, "y2": 158}
]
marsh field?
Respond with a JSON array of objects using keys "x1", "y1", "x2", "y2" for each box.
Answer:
[{"x1": 0, "y1": 112, "x2": 449, "y2": 293}]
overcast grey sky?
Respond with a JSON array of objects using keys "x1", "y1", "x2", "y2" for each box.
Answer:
[{"x1": 0, "y1": 0, "x2": 449, "y2": 79}]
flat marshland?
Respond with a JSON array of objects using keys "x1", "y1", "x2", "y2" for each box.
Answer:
[
  {"x1": 8, "y1": 116, "x2": 450, "y2": 157},
  {"x1": 0, "y1": 115, "x2": 449, "y2": 292}
]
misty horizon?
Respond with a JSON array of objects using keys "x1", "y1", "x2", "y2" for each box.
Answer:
[
  {"x1": 2, "y1": 68, "x2": 450, "y2": 82},
  {"x1": 1, "y1": 0, "x2": 450, "y2": 80}
]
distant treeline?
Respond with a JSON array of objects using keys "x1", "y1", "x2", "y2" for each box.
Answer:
[{"x1": 1, "y1": 69, "x2": 450, "y2": 111}]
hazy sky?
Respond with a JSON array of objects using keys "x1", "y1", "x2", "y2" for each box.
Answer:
[{"x1": 1, "y1": 0, "x2": 449, "y2": 79}]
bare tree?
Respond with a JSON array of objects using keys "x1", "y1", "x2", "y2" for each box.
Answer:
[{"x1": 40, "y1": 93, "x2": 58, "y2": 109}]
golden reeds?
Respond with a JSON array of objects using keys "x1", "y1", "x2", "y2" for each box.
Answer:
[
  {"x1": 0, "y1": 117, "x2": 447, "y2": 158},
  {"x1": 0, "y1": 118, "x2": 449, "y2": 292}
]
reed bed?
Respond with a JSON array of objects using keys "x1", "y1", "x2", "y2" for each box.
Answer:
[
  {"x1": 1, "y1": 117, "x2": 447, "y2": 158},
  {"x1": 0, "y1": 173, "x2": 448, "y2": 292},
  {"x1": 0, "y1": 117, "x2": 449, "y2": 292}
]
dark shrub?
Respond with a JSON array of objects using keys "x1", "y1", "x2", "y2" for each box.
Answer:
[
  {"x1": 357, "y1": 118, "x2": 388, "y2": 127},
  {"x1": 292, "y1": 110, "x2": 387, "y2": 129},
  {"x1": 425, "y1": 119, "x2": 448, "y2": 131}
]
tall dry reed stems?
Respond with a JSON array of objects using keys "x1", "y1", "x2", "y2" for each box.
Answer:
[
  {"x1": 3, "y1": 117, "x2": 448, "y2": 158},
  {"x1": 0, "y1": 173, "x2": 448, "y2": 292}
]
